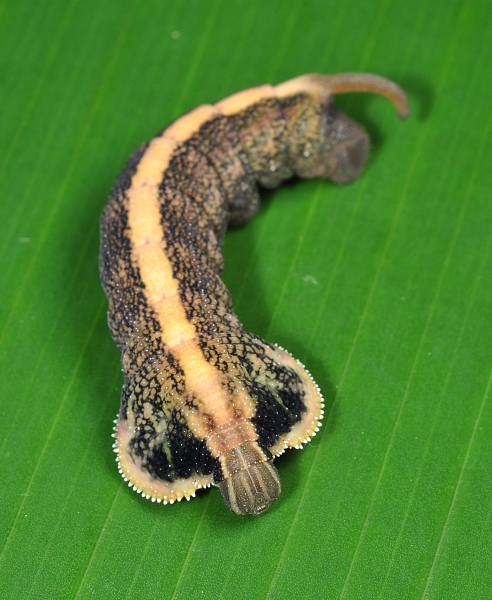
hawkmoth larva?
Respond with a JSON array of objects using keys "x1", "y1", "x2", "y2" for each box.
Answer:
[{"x1": 99, "y1": 73, "x2": 408, "y2": 515}]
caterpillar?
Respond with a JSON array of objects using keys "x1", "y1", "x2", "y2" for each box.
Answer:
[{"x1": 99, "y1": 73, "x2": 408, "y2": 516}]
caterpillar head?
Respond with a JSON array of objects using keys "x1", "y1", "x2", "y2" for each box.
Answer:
[{"x1": 217, "y1": 460, "x2": 281, "y2": 516}]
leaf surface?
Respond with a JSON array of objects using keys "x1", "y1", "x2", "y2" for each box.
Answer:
[{"x1": 1, "y1": 1, "x2": 491, "y2": 597}]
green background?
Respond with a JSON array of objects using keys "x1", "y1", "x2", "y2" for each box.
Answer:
[{"x1": 1, "y1": 0, "x2": 491, "y2": 597}]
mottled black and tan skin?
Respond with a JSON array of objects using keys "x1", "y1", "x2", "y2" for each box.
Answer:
[{"x1": 99, "y1": 73, "x2": 408, "y2": 515}]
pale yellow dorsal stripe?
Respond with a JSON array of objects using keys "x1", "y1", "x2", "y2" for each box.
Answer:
[
  {"x1": 127, "y1": 128, "x2": 257, "y2": 442},
  {"x1": 165, "y1": 104, "x2": 219, "y2": 141},
  {"x1": 275, "y1": 75, "x2": 323, "y2": 99},
  {"x1": 131, "y1": 105, "x2": 220, "y2": 189},
  {"x1": 215, "y1": 85, "x2": 275, "y2": 115},
  {"x1": 127, "y1": 185, "x2": 196, "y2": 347}
]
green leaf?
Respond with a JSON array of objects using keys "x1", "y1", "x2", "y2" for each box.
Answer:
[{"x1": 1, "y1": 0, "x2": 491, "y2": 597}]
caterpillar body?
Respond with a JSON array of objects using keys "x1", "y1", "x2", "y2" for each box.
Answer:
[{"x1": 99, "y1": 73, "x2": 408, "y2": 515}]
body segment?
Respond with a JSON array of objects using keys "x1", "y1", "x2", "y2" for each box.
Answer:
[{"x1": 100, "y1": 73, "x2": 408, "y2": 515}]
